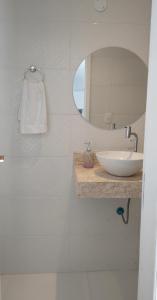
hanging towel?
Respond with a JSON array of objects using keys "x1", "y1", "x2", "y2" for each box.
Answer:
[{"x1": 18, "y1": 79, "x2": 47, "y2": 134}]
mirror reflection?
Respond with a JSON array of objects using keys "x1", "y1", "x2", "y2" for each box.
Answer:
[{"x1": 73, "y1": 47, "x2": 148, "y2": 130}]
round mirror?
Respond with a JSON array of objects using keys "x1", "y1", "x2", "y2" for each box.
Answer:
[{"x1": 73, "y1": 47, "x2": 148, "y2": 130}]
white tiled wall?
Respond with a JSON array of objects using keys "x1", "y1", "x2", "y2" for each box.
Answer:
[{"x1": 0, "y1": 0, "x2": 151, "y2": 274}]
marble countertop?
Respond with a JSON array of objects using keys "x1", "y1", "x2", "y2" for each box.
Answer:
[{"x1": 74, "y1": 153, "x2": 142, "y2": 199}]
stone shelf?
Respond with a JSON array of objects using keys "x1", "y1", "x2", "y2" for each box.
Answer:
[{"x1": 74, "y1": 153, "x2": 142, "y2": 199}]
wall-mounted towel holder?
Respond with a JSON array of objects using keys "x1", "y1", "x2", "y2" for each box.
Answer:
[{"x1": 24, "y1": 65, "x2": 44, "y2": 80}]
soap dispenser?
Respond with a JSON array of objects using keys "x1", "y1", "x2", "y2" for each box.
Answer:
[{"x1": 83, "y1": 142, "x2": 95, "y2": 168}]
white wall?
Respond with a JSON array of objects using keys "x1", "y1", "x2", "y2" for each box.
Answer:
[
  {"x1": 138, "y1": 0, "x2": 157, "y2": 299},
  {"x1": 0, "y1": 0, "x2": 151, "y2": 274}
]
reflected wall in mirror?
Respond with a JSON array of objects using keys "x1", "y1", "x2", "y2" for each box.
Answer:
[{"x1": 73, "y1": 47, "x2": 148, "y2": 130}]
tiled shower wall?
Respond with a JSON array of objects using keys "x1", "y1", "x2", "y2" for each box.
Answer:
[{"x1": 0, "y1": 0, "x2": 151, "y2": 273}]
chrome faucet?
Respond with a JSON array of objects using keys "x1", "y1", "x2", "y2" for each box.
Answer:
[{"x1": 125, "y1": 126, "x2": 138, "y2": 152}]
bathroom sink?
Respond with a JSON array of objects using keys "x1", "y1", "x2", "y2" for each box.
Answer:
[{"x1": 96, "y1": 151, "x2": 143, "y2": 177}]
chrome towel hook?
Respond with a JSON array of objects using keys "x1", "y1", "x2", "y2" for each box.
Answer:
[
  {"x1": 24, "y1": 65, "x2": 44, "y2": 80},
  {"x1": 29, "y1": 65, "x2": 38, "y2": 72}
]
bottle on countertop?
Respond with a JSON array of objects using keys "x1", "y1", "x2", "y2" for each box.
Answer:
[{"x1": 83, "y1": 142, "x2": 95, "y2": 168}]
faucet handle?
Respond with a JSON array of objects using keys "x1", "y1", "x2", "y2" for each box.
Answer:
[{"x1": 125, "y1": 126, "x2": 131, "y2": 138}]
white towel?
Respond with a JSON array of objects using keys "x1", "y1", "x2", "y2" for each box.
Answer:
[{"x1": 18, "y1": 79, "x2": 47, "y2": 134}]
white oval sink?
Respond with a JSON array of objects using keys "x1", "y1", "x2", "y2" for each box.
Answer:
[{"x1": 96, "y1": 151, "x2": 143, "y2": 177}]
